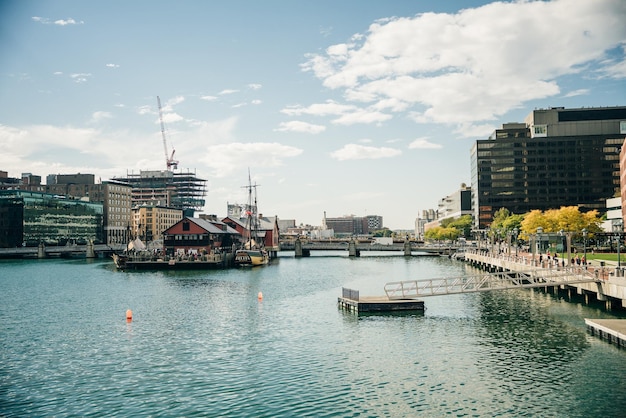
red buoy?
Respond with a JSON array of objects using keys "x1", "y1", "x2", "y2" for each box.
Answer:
[{"x1": 126, "y1": 309, "x2": 133, "y2": 322}]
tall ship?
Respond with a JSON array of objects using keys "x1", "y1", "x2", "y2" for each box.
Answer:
[{"x1": 234, "y1": 172, "x2": 269, "y2": 267}]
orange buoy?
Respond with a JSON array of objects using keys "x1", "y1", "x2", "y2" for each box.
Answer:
[
  {"x1": 257, "y1": 291, "x2": 263, "y2": 301},
  {"x1": 126, "y1": 309, "x2": 133, "y2": 322}
]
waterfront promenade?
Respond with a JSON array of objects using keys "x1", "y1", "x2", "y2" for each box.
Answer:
[{"x1": 464, "y1": 249, "x2": 626, "y2": 310}]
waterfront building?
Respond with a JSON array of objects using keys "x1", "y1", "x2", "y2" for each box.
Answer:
[
  {"x1": 322, "y1": 212, "x2": 382, "y2": 237},
  {"x1": 112, "y1": 169, "x2": 207, "y2": 217},
  {"x1": 471, "y1": 106, "x2": 626, "y2": 229},
  {"x1": 0, "y1": 171, "x2": 20, "y2": 191},
  {"x1": 620, "y1": 137, "x2": 626, "y2": 229},
  {"x1": 0, "y1": 190, "x2": 103, "y2": 246},
  {"x1": 90, "y1": 180, "x2": 133, "y2": 246},
  {"x1": 162, "y1": 217, "x2": 240, "y2": 255},
  {"x1": 132, "y1": 204, "x2": 183, "y2": 244},
  {"x1": 0, "y1": 193, "x2": 24, "y2": 247},
  {"x1": 222, "y1": 214, "x2": 280, "y2": 252},
  {"x1": 423, "y1": 184, "x2": 473, "y2": 232},
  {"x1": 366, "y1": 215, "x2": 383, "y2": 230},
  {"x1": 414, "y1": 209, "x2": 437, "y2": 239}
]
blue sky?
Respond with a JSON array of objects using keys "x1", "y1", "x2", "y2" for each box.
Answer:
[{"x1": 1, "y1": 0, "x2": 625, "y2": 230}]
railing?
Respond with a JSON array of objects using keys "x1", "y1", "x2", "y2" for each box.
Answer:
[
  {"x1": 342, "y1": 287, "x2": 360, "y2": 301},
  {"x1": 384, "y1": 268, "x2": 598, "y2": 299}
]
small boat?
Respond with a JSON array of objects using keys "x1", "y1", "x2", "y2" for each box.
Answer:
[{"x1": 235, "y1": 248, "x2": 269, "y2": 266}]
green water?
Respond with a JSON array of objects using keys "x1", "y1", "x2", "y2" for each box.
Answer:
[{"x1": 1, "y1": 253, "x2": 625, "y2": 417}]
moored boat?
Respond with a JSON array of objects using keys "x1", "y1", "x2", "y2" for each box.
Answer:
[
  {"x1": 112, "y1": 250, "x2": 230, "y2": 270},
  {"x1": 235, "y1": 248, "x2": 269, "y2": 267},
  {"x1": 234, "y1": 170, "x2": 270, "y2": 267}
]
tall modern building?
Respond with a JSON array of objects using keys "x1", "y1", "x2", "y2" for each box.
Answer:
[{"x1": 471, "y1": 106, "x2": 626, "y2": 229}]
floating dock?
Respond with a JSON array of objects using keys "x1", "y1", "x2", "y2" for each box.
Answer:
[
  {"x1": 585, "y1": 318, "x2": 626, "y2": 348},
  {"x1": 338, "y1": 288, "x2": 424, "y2": 313}
]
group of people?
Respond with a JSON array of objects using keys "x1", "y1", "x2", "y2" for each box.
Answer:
[{"x1": 539, "y1": 252, "x2": 587, "y2": 266}]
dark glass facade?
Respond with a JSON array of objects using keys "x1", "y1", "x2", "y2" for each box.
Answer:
[
  {"x1": 471, "y1": 107, "x2": 626, "y2": 229},
  {"x1": 0, "y1": 191, "x2": 104, "y2": 246}
]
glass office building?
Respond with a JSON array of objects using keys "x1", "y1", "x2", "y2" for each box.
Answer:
[
  {"x1": 470, "y1": 106, "x2": 626, "y2": 229},
  {"x1": 0, "y1": 191, "x2": 103, "y2": 246}
]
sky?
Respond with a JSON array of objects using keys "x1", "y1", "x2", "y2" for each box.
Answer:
[{"x1": 0, "y1": 0, "x2": 625, "y2": 230}]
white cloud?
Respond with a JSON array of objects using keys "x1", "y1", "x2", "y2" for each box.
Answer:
[
  {"x1": 201, "y1": 95, "x2": 218, "y2": 101},
  {"x1": 331, "y1": 108, "x2": 392, "y2": 125},
  {"x1": 219, "y1": 89, "x2": 239, "y2": 95},
  {"x1": 563, "y1": 89, "x2": 590, "y2": 98},
  {"x1": 54, "y1": 18, "x2": 83, "y2": 26},
  {"x1": 281, "y1": 100, "x2": 356, "y2": 117},
  {"x1": 600, "y1": 45, "x2": 626, "y2": 79},
  {"x1": 248, "y1": 83, "x2": 262, "y2": 90},
  {"x1": 301, "y1": 0, "x2": 626, "y2": 126},
  {"x1": 408, "y1": 138, "x2": 442, "y2": 149},
  {"x1": 32, "y1": 16, "x2": 84, "y2": 25},
  {"x1": 105, "y1": 63, "x2": 120, "y2": 69},
  {"x1": 330, "y1": 144, "x2": 401, "y2": 161},
  {"x1": 70, "y1": 73, "x2": 91, "y2": 83},
  {"x1": 280, "y1": 100, "x2": 392, "y2": 126},
  {"x1": 201, "y1": 142, "x2": 303, "y2": 177},
  {"x1": 90, "y1": 111, "x2": 112, "y2": 123},
  {"x1": 275, "y1": 121, "x2": 326, "y2": 134}
]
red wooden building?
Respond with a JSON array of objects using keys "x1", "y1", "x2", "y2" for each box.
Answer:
[
  {"x1": 163, "y1": 217, "x2": 240, "y2": 255},
  {"x1": 222, "y1": 215, "x2": 280, "y2": 252}
]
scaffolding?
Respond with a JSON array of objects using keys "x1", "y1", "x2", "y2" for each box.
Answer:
[{"x1": 113, "y1": 169, "x2": 207, "y2": 216}]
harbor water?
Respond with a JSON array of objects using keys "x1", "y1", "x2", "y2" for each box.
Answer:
[{"x1": 2, "y1": 253, "x2": 626, "y2": 417}]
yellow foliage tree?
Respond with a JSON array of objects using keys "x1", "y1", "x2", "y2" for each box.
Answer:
[{"x1": 519, "y1": 206, "x2": 602, "y2": 239}]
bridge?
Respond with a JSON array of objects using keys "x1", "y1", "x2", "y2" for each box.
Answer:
[
  {"x1": 383, "y1": 268, "x2": 598, "y2": 299},
  {"x1": 0, "y1": 243, "x2": 125, "y2": 259},
  {"x1": 279, "y1": 239, "x2": 459, "y2": 257}
]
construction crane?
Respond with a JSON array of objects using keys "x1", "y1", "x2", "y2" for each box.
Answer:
[{"x1": 157, "y1": 96, "x2": 179, "y2": 170}]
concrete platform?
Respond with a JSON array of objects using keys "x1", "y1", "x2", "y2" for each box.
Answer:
[
  {"x1": 338, "y1": 295, "x2": 425, "y2": 313},
  {"x1": 585, "y1": 318, "x2": 626, "y2": 347}
]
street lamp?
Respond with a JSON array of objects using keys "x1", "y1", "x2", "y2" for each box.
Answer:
[
  {"x1": 513, "y1": 227, "x2": 519, "y2": 257},
  {"x1": 582, "y1": 228, "x2": 587, "y2": 266},
  {"x1": 559, "y1": 229, "x2": 565, "y2": 264},
  {"x1": 613, "y1": 220, "x2": 623, "y2": 269},
  {"x1": 537, "y1": 226, "x2": 543, "y2": 256}
]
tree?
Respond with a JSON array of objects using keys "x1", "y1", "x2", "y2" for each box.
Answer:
[
  {"x1": 489, "y1": 208, "x2": 524, "y2": 240},
  {"x1": 448, "y1": 215, "x2": 473, "y2": 238},
  {"x1": 520, "y1": 206, "x2": 602, "y2": 239},
  {"x1": 424, "y1": 226, "x2": 461, "y2": 241}
]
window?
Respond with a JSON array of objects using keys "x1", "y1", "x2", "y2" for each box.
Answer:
[
  {"x1": 533, "y1": 124, "x2": 547, "y2": 138},
  {"x1": 182, "y1": 222, "x2": 190, "y2": 231}
]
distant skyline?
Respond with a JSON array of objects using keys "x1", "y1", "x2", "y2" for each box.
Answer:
[{"x1": 1, "y1": 0, "x2": 625, "y2": 229}]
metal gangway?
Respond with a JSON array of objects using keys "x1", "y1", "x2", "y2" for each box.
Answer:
[{"x1": 384, "y1": 268, "x2": 599, "y2": 299}]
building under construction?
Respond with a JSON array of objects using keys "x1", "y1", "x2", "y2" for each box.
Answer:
[{"x1": 113, "y1": 169, "x2": 207, "y2": 217}]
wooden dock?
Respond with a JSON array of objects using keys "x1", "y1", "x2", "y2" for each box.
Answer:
[
  {"x1": 338, "y1": 288, "x2": 425, "y2": 313},
  {"x1": 585, "y1": 319, "x2": 626, "y2": 348}
]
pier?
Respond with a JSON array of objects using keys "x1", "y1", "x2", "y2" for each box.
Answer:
[
  {"x1": 464, "y1": 250, "x2": 626, "y2": 310},
  {"x1": 585, "y1": 319, "x2": 626, "y2": 347},
  {"x1": 338, "y1": 287, "x2": 425, "y2": 313}
]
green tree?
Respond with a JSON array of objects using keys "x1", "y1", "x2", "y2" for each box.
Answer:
[{"x1": 448, "y1": 215, "x2": 473, "y2": 238}]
